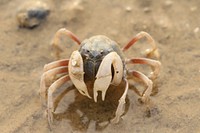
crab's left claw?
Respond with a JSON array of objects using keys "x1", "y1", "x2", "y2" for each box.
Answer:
[
  {"x1": 93, "y1": 52, "x2": 123, "y2": 102},
  {"x1": 69, "y1": 50, "x2": 91, "y2": 99}
]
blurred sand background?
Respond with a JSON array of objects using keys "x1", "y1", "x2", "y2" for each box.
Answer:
[{"x1": 0, "y1": 0, "x2": 200, "y2": 133}]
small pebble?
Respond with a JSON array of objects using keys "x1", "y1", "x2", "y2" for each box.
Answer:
[
  {"x1": 16, "y1": 1, "x2": 50, "y2": 28},
  {"x1": 76, "y1": 109, "x2": 84, "y2": 117},
  {"x1": 164, "y1": 0, "x2": 173, "y2": 7},
  {"x1": 194, "y1": 27, "x2": 199, "y2": 33},
  {"x1": 143, "y1": 7, "x2": 151, "y2": 13},
  {"x1": 190, "y1": 6, "x2": 197, "y2": 12},
  {"x1": 67, "y1": 0, "x2": 84, "y2": 11},
  {"x1": 125, "y1": 6, "x2": 132, "y2": 12}
]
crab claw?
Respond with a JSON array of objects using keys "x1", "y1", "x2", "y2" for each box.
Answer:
[
  {"x1": 93, "y1": 52, "x2": 123, "y2": 102},
  {"x1": 69, "y1": 50, "x2": 91, "y2": 99}
]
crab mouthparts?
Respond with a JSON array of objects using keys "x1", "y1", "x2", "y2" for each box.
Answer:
[{"x1": 83, "y1": 59, "x2": 101, "y2": 82}]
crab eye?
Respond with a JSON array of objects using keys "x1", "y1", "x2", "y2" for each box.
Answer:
[{"x1": 84, "y1": 49, "x2": 90, "y2": 53}]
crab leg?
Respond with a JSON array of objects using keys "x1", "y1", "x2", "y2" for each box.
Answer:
[
  {"x1": 126, "y1": 58, "x2": 161, "y2": 80},
  {"x1": 40, "y1": 66, "x2": 68, "y2": 101},
  {"x1": 93, "y1": 52, "x2": 123, "y2": 102},
  {"x1": 51, "y1": 28, "x2": 81, "y2": 58},
  {"x1": 68, "y1": 50, "x2": 91, "y2": 98},
  {"x1": 43, "y1": 59, "x2": 69, "y2": 72},
  {"x1": 111, "y1": 79, "x2": 129, "y2": 123},
  {"x1": 47, "y1": 75, "x2": 70, "y2": 124},
  {"x1": 122, "y1": 31, "x2": 159, "y2": 58},
  {"x1": 129, "y1": 70, "x2": 153, "y2": 103}
]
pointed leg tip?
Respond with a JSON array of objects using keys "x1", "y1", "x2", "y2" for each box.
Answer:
[
  {"x1": 48, "y1": 115, "x2": 54, "y2": 126},
  {"x1": 144, "y1": 49, "x2": 160, "y2": 59},
  {"x1": 139, "y1": 95, "x2": 150, "y2": 104},
  {"x1": 111, "y1": 117, "x2": 120, "y2": 124}
]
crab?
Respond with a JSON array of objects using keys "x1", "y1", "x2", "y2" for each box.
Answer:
[{"x1": 40, "y1": 28, "x2": 161, "y2": 126}]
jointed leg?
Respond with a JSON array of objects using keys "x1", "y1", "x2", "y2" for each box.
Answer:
[
  {"x1": 47, "y1": 75, "x2": 70, "y2": 125},
  {"x1": 43, "y1": 59, "x2": 69, "y2": 72},
  {"x1": 51, "y1": 28, "x2": 81, "y2": 58},
  {"x1": 126, "y1": 58, "x2": 161, "y2": 80},
  {"x1": 40, "y1": 66, "x2": 68, "y2": 101},
  {"x1": 129, "y1": 70, "x2": 153, "y2": 103},
  {"x1": 122, "y1": 31, "x2": 159, "y2": 58},
  {"x1": 40, "y1": 59, "x2": 69, "y2": 102},
  {"x1": 111, "y1": 79, "x2": 129, "y2": 123}
]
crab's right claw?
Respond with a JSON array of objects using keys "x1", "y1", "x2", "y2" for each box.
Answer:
[
  {"x1": 93, "y1": 52, "x2": 123, "y2": 102},
  {"x1": 68, "y1": 50, "x2": 91, "y2": 99}
]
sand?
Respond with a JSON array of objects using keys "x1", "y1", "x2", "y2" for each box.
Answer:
[{"x1": 0, "y1": 0, "x2": 200, "y2": 133}]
